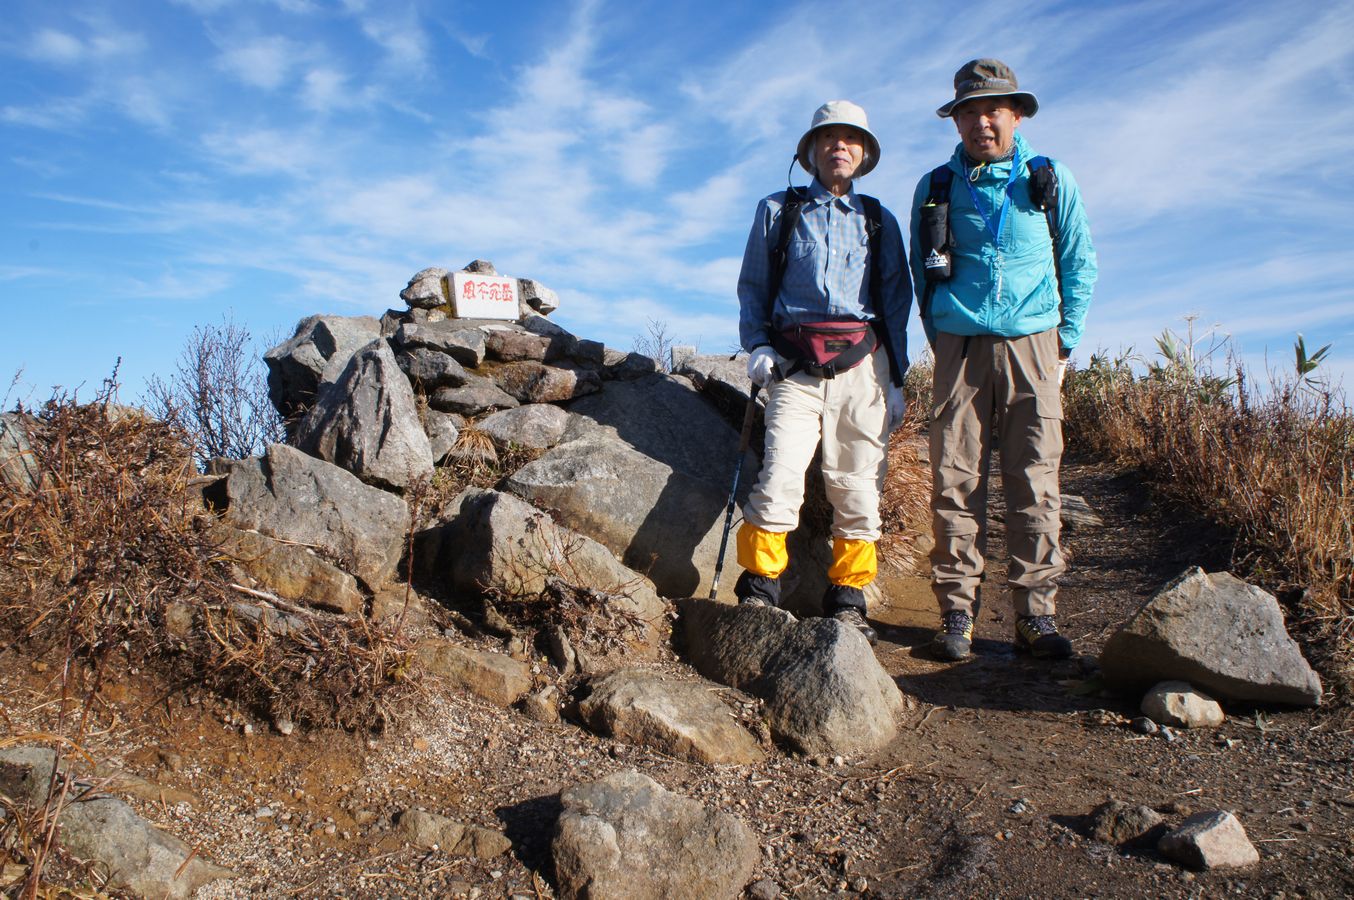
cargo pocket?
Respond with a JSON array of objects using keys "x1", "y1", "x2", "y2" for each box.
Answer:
[{"x1": 1033, "y1": 377, "x2": 1064, "y2": 421}]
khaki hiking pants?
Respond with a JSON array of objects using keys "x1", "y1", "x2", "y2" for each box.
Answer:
[
  {"x1": 930, "y1": 328, "x2": 1064, "y2": 618},
  {"x1": 738, "y1": 347, "x2": 889, "y2": 588}
]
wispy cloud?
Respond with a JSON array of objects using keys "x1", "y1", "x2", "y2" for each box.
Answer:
[{"x1": 214, "y1": 34, "x2": 303, "y2": 90}]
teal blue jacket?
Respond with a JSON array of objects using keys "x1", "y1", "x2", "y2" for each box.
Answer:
[{"x1": 908, "y1": 132, "x2": 1097, "y2": 351}]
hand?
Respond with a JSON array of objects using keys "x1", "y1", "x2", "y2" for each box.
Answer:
[
  {"x1": 886, "y1": 385, "x2": 907, "y2": 432},
  {"x1": 1056, "y1": 359, "x2": 1068, "y2": 387},
  {"x1": 747, "y1": 346, "x2": 779, "y2": 388}
]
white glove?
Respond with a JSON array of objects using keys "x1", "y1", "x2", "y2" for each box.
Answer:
[
  {"x1": 1056, "y1": 359, "x2": 1068, "y2": 387},
  {"x1": 886, "y1": 385, "x2": 907, "y2": 432},
  {"x1": 747, "y1": 346, "x2": 778, "y2": 388}
]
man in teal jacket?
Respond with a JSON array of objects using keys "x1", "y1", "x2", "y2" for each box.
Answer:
[{"x1": 909, "y1": 58, "x2": 1097, "y2": 661}]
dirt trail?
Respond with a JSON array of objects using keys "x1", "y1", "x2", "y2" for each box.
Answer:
[{"x1": 2, "y1": 455, "x2": 1351, "y2": 898}]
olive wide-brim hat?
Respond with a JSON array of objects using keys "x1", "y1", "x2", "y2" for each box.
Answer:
[
  {"x1": 795, "y1": 100, "x2": 881, "y2": 178},
  {"x1": 936, "y1": 58, "x2": 1039, "y2": 118}
]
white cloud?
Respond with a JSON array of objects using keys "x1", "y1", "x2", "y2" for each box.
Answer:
[
  {"x1": 215, "y1": 35, "x2": 301, "y2": 90},
  {"x1": 30, "y1": 29, "x2": 83, "y2": 64},
  {"x1": 359, "y1": 10, "x2": 428, "y2": 70},
  {"x1": 301, "y1": 67, "x2": 349, "y2": 112},
  {"x1": 201, "y1": 127, "x2": 321, "y2": 175}
]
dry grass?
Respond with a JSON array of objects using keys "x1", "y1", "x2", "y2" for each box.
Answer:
[
  {"x1": 1063, "y1": 347, "x2": 1353, "y2": 693},
  {"x1": 0, "y1": 387, "x2": 423, "y2": 734}
]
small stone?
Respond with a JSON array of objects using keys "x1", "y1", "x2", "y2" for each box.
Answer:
[
  {"x1": 833, "y1": 755, "x2": 846, "y2": 767},
  {"x1": 1158, "y1": 726, "x2": 1177, "y2": 742},
  {"x1": 255, "y1": 807, "x2": 275, "y2": 819},
  {"x1": 1131, "y1": 717, "x2": 1159, "y2": 735},
  {"x1": 241, "y1": 723, "x2": 254, "y2": 737},
  {"x1": 412, "y1": 737, "x2": 430, "y2": 752},
  {"x1": 324, "y1": 823, "x2": 337, "y2": 836},
  {"x1": 274, "y1": 718, "x2": 294, "y2": 736},
  {"x1": 748, "y1": 879, "x2": 780, "y2": 900},
  {"x1": 1009, "y1": 799, "x2": 1030, "y2": 815}
]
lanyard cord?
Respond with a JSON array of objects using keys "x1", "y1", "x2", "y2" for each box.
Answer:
[{"x1": 963, "y1": 148, "x2": 1021, "y2": 250}]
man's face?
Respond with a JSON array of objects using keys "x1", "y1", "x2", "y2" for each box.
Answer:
[
  {"x1": 953, "y1": 97, "x2": 1023, "y2": 162},
  {"x1": 813, "y1": 125, "x2": 866, "y2": 188}
]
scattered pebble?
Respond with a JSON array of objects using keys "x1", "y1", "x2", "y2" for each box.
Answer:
[{"x1": 1131, "y1": 716, "x2": 1158, "y2": 735}]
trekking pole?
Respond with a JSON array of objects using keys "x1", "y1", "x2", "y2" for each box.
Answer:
[{"x1": 709, "y1": 384, "x2": 761, "y2": 600}]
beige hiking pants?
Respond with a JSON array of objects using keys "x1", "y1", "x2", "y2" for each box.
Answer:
[
  {"x1": 743, "y1": 347, "x2": 889, "y2": 544},
  {"x1": 930, "y1": 328, "x2": 1064, "y2": 617}
]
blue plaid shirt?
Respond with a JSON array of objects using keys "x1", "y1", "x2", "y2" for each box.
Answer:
[{"x1": 737, "y1": 178, "x2": 911, "y2": 384}]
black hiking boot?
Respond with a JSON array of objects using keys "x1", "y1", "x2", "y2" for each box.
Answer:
[
  {"x1": 1014, "y1": 615, "x2": 1073, "y2": 660},
  {"x1": 931, "y1": 610, "x2": 974, "y2": 661},
  {"x1": 734, "y1": 571, "x2": 780, "y2": 608},
  {"x1": 823, "y1": 585, "x2": 876, "y2": 645}
]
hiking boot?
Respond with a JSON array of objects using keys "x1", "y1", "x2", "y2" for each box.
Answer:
[
  {"x1": 931, "y1": 610, "x2": 974, "y2": 661},
  {"x1": 831, "y1": 607, "x2": 878, "y2": 646},
  {"x1": 1014, "y1": 615, "x2": 1073, "y2": 660},
  {"x1": 734, "y1": 571, "x2": 780, "y2": 608}
]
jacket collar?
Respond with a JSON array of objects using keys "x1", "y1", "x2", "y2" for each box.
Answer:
[
  {"x1": 806, "y1": 177, "x2": 861, "y2": 211},
  {"x1": 948, "y1": 131, "x2": 1034, "y2": 179}
]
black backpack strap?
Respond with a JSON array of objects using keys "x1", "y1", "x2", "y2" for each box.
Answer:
[
  {"x1": 858, "y1": 194, "x2": 902, "y2": 387},
  {"x1": 920, "y1": 164, "x2": 954, "y2": 324},
  {"x1": 1026, "y1": 156, "x2": 1064, "y2": 315},
  {"x1": 764, "y1": 186, "x2": 807, "y2": 329}
]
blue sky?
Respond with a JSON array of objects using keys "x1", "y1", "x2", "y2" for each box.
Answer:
[{"x1": 3, "y1": 0, "x2": 1353, "y2": 404}]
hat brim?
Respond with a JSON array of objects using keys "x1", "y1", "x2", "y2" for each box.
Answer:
[
  {"x1": 937, "y1": 90, "x2": 1039, "y2": 118},
  {"x1": 795, "y1": 123, "x2": 880, "y2": 179}
]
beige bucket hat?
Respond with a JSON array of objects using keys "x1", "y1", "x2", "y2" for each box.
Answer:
[
  {"x1": 936, "y1": 58, "x2": 1039, "y2": 118},
  {"x1": 795, "y1": 100, "x2": 881, "y2": 178}
]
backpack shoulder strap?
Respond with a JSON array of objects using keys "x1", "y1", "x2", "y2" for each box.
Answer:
[
  {"x1": 857, "y1": 193, "x2": 903, "y2": 386},
  {"x1": 928, "y1": 164, "x2": 954, "y2": 204},
  {"x1": 765, "y1": 187, "x2": 807, "y2": 320},
  {"x1": 1026, "y1": 155, "x2": 1065, "y2": 309}
]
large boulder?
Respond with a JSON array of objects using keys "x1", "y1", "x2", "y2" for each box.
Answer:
[
  {"x1": 395, "y1": 346, "x2": 470, "y2": 390},
  {"x1": 0, "y1": 748, "x2": 234, "y2": 899},
  {"x1": 429, "y1": 376, "x2": 519, "y2": 415},
  {"x1": 504, "y1": 376, "x2": 749, "y2": 601},
  {"x1": 552, "y1": 769, "x2": 757, "y2": 900},
  {"x1": 400, "y1": 267, "x2": 451, "y2": 310},
  {"x1": 517, "y1": 278, "x2": 559, "y2": 315},
  {"x1": 477, "y1": 404, "x2": 570, "y2": 450},
  {"x1": 1100, "y1": 568, "x2": 1322, "y2": 706},
  {"x1": 393, "y1": 321, "x2": 486, "y2": 367},
  {"x1": 578, "y1": 668, "x2": 766, "y2": 765},
  {"x1": 438, "y1": 488, "x2": 665, "y2": 649},
  {"x1": 217, "y1": 443, "x2": 409, "y2": 591},
  {"x1": 264, "y1": 315, "x2": 382, "y2": 422},
  {"x1": 415, "y1": 638, "x2": 532, "y2": 707},
  {"x1": 677, "y1": 597, "x2": 902, "y2": 756},
  {"x1": 295, "y1": 339, "x2": 434, "y2": 492},
  {"x1": 489, "y1": 361, "x2": 602, "y2": 404}
]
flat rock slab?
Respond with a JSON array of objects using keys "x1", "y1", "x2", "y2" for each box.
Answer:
[
  {"x1": 677, "y1": 598, "x2": 902, "y2": 756},
  {"x1": 1060, "y1": 494, "x2": 1104, "y2": 530},
  {"x1": 1141, "y1": 681, "x2": 1225, "y2": 728},
  {"x1": 211, "y1": 523, "x2": 364, "y2": 616},
  {"x1": 1158, "y1": 810, "x2": 1259, "y2": 869},
  {"x1": 0, "y1": 748, "x2": 234, "y2": 899},
  {"x1": 1101, "y1": 567, "x2": 1322, "y2": 706},
  {"x1": 221, "y1": 443, "x2": 409, "y2": 592},
  {"x1": 578, "y1": 668, "x2": 766, "y2": 765},
  {"x1": 552, "y1": 769, "x2": 757, "y2": 900},
  {"x1": 478, "y1": 404, "x2": 570, "y2": 450},
  {"x1": 394, "y1": 321, "x2": 486, "y2": 367},
  {"x1": 415, "y1": 638, "x2": 532, "y2": 707},
  {"x1": 396, "y1": 808, "x2": 512, "y2": 858}
]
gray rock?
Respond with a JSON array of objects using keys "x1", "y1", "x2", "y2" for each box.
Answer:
[
  {"x1": 677, "y1": 598, "x2": 902, "y2": 756},
  {"x1": 396, "y1": 346, "x2": 470, "y2": 389},
  {"x1": 673, "y1": 353, "x2": 754, "y2": 410},
  {"x1": 396, "y1": 808, "x2": 512, "y2": 857},
  {"x1": 1060, "y1": 494, "x2": 1104, "y2": 531},
  {"x1": 210, "y1": 523, "x2": 365, "y2": 616},
  {"x1": 1101, "y1": 568, "x2": 1322, "y2": 706},
  {"x1": 578, "y1": 669, "x2": 766, "y2": 765},
  {"x1": 415, "y1": 638, "x2": 532, "y2": 707},
  {"x1": 0, "y1": 412, "x2": 38, "y2": 491},
  {"x1": 520, "y1": 313, "x2": 580, "y2": 360},
  {"x1": 517, "y1": 277, "x2": 559, "y2": 315},
  {"x1": 430, "y1": 375, "x2": 520, "y2": 415},
  {"x1": 1141, "y1": 681, "x2": 1225, "y2": 728},
  {"x1": 1087, "y1": 800, "x2": 1165, "y2": 846},
  {"x1": 478, "y1": 404, "x2": 571, "y2": 450},
  {"x1": 439, "y1": 488, "x2": 665, "y2": 648},
  {"x1": 605, "y1": 350, "x2": 661, "y2": 380},
  {"x1": 295, "y1": 339, "x2": 434, "y2": 492},
  {"x1": 747, "y1": 879, "x2": 781, "y2": 900},
  {"x1": 486, "y1": 330, "x2": 551, "y2": 362},
  {"x1": 264, "y1": 314, "x2": 383, "y2": 421},
  {"x1": 490, "y1": 361, "x2": 602, "y2": 404},
  {"x1": 400, "y1": 267, "x2": 451, "y2": 309},
  {"x1": 552, "y1": 769, "x2": 758, "y2": 900},
  {"x1": 463, "y1": 258, "x2": 497, "y2": 275},
  {"x1": 394, "y1": 321, "x2": 486, "y2": 367},
  {"x1": 505, "y1": 376, "x2": 747, "y2": 600},
  {"x1": 0, "y1": 748, "x2": 234, "y2": 898},
  {"x1": 220, "y1": 443, "x2": 410, "y2": 591},
  {"x1": 424, "y1": 410, "x2": 464, "y2": 463},
  {"x1": 1158, "y1": 810, "x2": 1259, "y2": 869}
]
